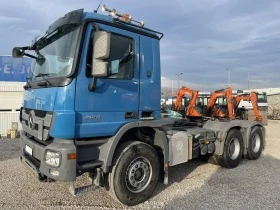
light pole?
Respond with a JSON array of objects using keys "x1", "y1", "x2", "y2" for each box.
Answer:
[
  {"x1": 226, "y1": 69, "x2": 231, "y2": 86},
  {"x1": 176, "y1": 73, "x2": 183, "y2": 90},
  {"x1": 171, "y1": 80, "x2": 174, "y2": 94},
  {"x1": 248, "y1": 72, "x2": 250, "y2": 90}
]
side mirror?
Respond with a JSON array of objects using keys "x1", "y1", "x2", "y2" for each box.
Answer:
[
  {"x1": 12, "y1": 48, "x2": 24, "y2": 58},
  {"x1": 91, "y1": 31, "x2": 111, "y2": 77},
  {"x1": 93, "y1": 60, "x2": 108, "y2": 77}
]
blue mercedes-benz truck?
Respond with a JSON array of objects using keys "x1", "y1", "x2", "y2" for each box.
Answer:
[{"x1": 13, "y1": 5, "x2": 265, "y2": 206}]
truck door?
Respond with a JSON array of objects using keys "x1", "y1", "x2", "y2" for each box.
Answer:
[{"x1": 75, "y1": 23, "x2": 140, "y2": 138}]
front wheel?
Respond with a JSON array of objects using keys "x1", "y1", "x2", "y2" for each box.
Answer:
[
  {"x1": 218, "y1": 129, "x2": 244, "y2": 168},
  {"x1": 247, "y1": 127, "x2": 264, "y2": 160},
  {"x1": 108, "y1": 141, "x2": 159, "y2": 206}
]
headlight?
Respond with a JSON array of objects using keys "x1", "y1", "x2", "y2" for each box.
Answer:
[{"x1": 45, "y1": 150, "x2": 61, "y2": 167}]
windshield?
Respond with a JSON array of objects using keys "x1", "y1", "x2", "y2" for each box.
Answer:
[
  {"x1": 257, "y1": 93, "x2": 267, "y2": 103},
  {"x1": 28, "y1": 24, "x2": 80, "y2": 81}
]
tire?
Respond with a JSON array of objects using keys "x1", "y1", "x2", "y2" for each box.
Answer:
[
  {"x1": 217, "y1": 129, "x2": 244, "y2": 168},
  {"x1": 247, "y1": 127, "x2": 264, "y2": 160},
  {"x1": 108, "y1": 141, "x2": 159, "y2": 206}
]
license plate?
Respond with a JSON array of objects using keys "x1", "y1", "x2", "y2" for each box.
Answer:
[{"x1": 25, "y1": 145, "x2": 33, "y2": 156}]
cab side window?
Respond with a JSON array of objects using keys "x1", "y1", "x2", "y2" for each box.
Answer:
[
  {"x1": 107, "y1": 34, "x2": 134, "y2": 79},
  {"x1": 86, "y1": 31, "x2": 94, "y2": 77},
  {"x1": 86, "y1": 32, "x2": 134, "y2": 79}
]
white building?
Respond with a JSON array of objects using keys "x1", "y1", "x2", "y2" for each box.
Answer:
[
  {"x1": 0, "y1": 56, "x2": 30, "y2": 136},
  {"x1": 0, "y1": 82, "x2": 25, "y2": 136}
]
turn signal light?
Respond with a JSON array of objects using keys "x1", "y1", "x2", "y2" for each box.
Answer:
[
  {"x1": 102, "y1": 4, "x2": 144, "y2": 27},
  {"x1": 121, "y1": 14, "x2": 131, "y2": 22},
  {"x1": 67, "y1": 153, "x2": 77, "y2": 160}
]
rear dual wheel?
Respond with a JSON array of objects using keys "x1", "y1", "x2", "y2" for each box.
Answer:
[
  {"x1": 218, "y1": 127, "x2": 264, "y2": 168},
  {"x1": 247, "y1": 127, "x2": 264, "y2": 160},
  {"x1": 218, "y1": 129, "x2": 244, "y2": 168}
]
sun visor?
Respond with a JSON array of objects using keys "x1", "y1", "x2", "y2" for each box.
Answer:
[{"x1": 46, "y1": 8, "x2": 84, "y2": 34}]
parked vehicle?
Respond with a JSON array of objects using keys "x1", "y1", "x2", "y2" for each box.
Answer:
[
  {"x1": 234, "y1": 92, "x2": 262, "y2": 121},
  {"x1": 174, "y1": 86, "x2": 202, "y2": 117},
  {"x1": 206, "y1": 87, "x2": 235, "y2": 120},
  {"x1": 13, "y1": 5, "x2": 265, "y2": 206}
]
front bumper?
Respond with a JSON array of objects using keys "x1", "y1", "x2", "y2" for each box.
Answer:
[{"x1": 20, "y1": 131, "x2": 77, "y2": 181}]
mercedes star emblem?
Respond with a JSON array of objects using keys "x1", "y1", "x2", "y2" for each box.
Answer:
[{"x1": 28, "y1": 110, "x2": 36, "y2": 130}]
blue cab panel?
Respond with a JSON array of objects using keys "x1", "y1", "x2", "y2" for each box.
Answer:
[
  {"x1": 74, "y1": 23, "x2": 140, "y2": 138},
  {"x1": 139, "y1": 36, "x2": 161, "y2": 120},
  {"x1": 23, "y1": 80, "x2": 76, "y2": 138},
  {"x1": 21, "y1": 10, "x2": 162, "y2": 140}
]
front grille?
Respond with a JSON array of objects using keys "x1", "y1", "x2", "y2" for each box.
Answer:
[{"x1": 22, "y1": 108, "x2": 53, "y2": 141}]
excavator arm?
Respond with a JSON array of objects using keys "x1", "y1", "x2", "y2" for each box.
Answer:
[
  {"x1": 174, "y1": 87, "x2": 192, "y2": 111},
  {"x1": 186, "y1": 90, "x2": 202, "y2": 117},
  {"x1": 206, "y1": 87, "x2": 235, "y2": 120},
  {"x1": 226, "y1": 88, "x2": 235, "y2": 120},
  {"x1": 250, "y1": 92, "x2": 262, "y2": 121},
  {"x1": 234, "y1": 94, "x2": 247, "y2": 108},
  {"x1": 234, "y1": 92, "x2": 262, "y2": 121},
  {"x1": 174, "y1": 86, "x2": 202, "y2": 117}
]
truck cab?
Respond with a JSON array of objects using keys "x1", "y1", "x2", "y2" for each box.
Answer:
[
  {"x1": 14, "y1": 6, "x2": 265, "y2": 206},
  {"x1": 16, "y1": 8, "x2": 162, "y2": 178}
]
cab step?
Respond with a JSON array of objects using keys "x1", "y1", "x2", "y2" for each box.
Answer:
[{"x1": 69, "y1": 182, "x2": 99, "y2": 196}]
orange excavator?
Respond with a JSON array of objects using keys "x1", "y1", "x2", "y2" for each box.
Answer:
[
  {"x1": 206, "y1": 87, "x2": 235, "y2": 120},
  {"x1": 234, "y1": 92, "x2": 262, "y2": 121},
  {"x1": 174, "y1": 86, "x2": 202, "y2": 117}
]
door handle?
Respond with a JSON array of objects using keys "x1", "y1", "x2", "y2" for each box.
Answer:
[{"x1": 125, "y1": 112, "x2": 137, "y2": 119}]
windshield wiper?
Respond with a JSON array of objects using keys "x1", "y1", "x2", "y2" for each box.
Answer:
[
  {"x1": 23, "y1": 68, "x2": 39, "y2": 89},
  {"x1": 36, "y1": 73, "x2": 52, "y2": 87}
]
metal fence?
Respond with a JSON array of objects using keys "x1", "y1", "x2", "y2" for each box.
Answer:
[{"x1": 0, "y1": 111, "x2": 21, "y2": 136}]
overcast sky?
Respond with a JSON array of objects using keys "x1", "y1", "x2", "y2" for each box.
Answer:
[{"x1": 0, "y1": 0, "x2": 279, "y2": 91}]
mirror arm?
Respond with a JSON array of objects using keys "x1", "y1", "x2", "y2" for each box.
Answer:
[
  {"x1": 93, "y1": 23, "x2": 99, "y2": 31},
  {"x1": 88, "y1": 77, "x2": 97, "y2": 92},
  {"x1": 24, "y1": 53, "x2": 37, "y2": 60}
]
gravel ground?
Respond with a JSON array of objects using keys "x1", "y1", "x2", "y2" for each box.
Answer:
[
  {"x1": 0, "y1": 138, "x2": 21, "y2": 161},
  {"x1": 0, "y1": 120, "x2": 280, "y2": 210}
]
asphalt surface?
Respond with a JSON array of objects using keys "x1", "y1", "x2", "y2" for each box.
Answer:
[{"x1": 0, "y1": 120, "x2": 280, "y2": 209}]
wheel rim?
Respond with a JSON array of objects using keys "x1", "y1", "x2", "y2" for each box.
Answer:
[
  {"x1": 228, "y1": 137, "x2": 241, "y2": 160},
  {"x1": 252, "y1": 133, "x2": 261, "y2": 153},
  {"x1": 125, "y1": 157, "x2": 152, "y2": 193}
]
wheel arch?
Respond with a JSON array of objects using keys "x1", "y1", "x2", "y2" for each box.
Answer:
[
  {"x1": 98, "y1": 121, "x2": 169, "y2": 174},
  {"x1": 215, "y1": 126, "x2": 243, "y2": 156}
]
